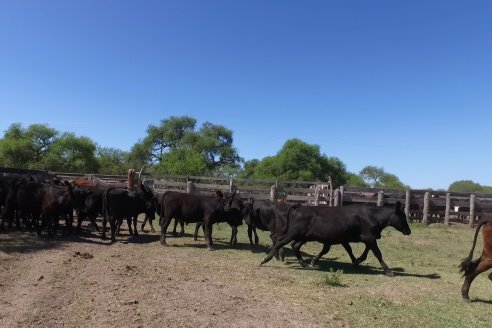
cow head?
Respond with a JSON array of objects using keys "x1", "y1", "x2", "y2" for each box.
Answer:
[
  {"x1": 389, "y1": 201, "x2": 411, "y2": 236},
  {"x1": 221, "y1": 190, "x2": 246, "y2": 227}
]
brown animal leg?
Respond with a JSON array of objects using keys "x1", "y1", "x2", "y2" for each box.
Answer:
[{"x1": 461, "y1": 259, "x2": 492, "y2": 301}]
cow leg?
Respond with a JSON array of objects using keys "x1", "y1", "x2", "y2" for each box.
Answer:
[
  {"x1": 356, "y1": 244, "x2": 371, "y2": 265},
  {"x1": 127, "y1": 217, "x2": 133, "y2": 235},
  {"x1": 311, "y1": 243, "x2": 331, "y2": 267},
  {"x1": 260, "y1": 236, "x2": 294, "y2": 266},
  {"x1": 141, "y1": 215, "x2": 148, "y2": 232},
  {"x1": 102, "y1": 215, "x2": 107, "y2": 239},
  {"x1": 89, "y1": 215, "x2": 100, "y2": 232},
  {"x1": 368, "y1": 241, "x2": 394, "y2": 277},
  {"x1": 203, "y1": 220, "x2": 214, "y2": 251},
  {"x1": 194, "y1": 222, "x2": 201, "y2": 241},
  {"x1": 461, "y1": 259, "x2": 492, "y2": 302},
  {"x1": 149, "y1": 217, "x2": 155, "y2": 233},
  {"x1": 342, "y1": 243, "x2": 359, "y2": 267},
  {"x1": 229, "y1": 226, "x2": 238, "y2": 247},
  {"x1": 160, "y1": 217, "x2": 172, "y2": 246},
  {"x1": 172, "y1": 219, "x2": 179, "y2": 236},
  {"x1": 132, "y1": 215, "x2": 138, "y2": 236},
  {"x1": 247, "y1": 224, "x2": 254, "y2": 248},
  {"x1": 76, "y1": 215, "x2": 84, "y2": 234},
  {"x1": 110, "y1": 218, "x2": 117, "y2": 243},
  {"x1": 179, "y1": 220, "x2": 184, "y2": 236},
  {"x1": 292, "y1": 241, "x2": 308, "y2": 268}
]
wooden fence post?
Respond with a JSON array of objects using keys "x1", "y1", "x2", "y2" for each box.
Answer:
[
  {"x1": 229, "y1": 178, "x2": 234, "y2": 193},
  {"x1": 313, "y1": 185, "x2": 320, "y2": 206},
  {"x1": 270, "y1": 185, "x2": 277, "y2": 202},
  {"x1": 405, "y1": 190, "x2": 411, "y2": 219},
  {"x1": 444, "y1": 193, "x2": 451, "y2": 226},
  {"x1": 328, "y1": 177, "x2": 333, "y2": 207},
  {"x1": 423, "y1": 192, "x2": 430, "y2": 225},
  {"x1": 469, "y1": 194, "x2": 476, "y2": 227},
  {"x1": 334, "y1": 188, "x2": 340, "y2": 207},
  {"x1": 339, "y1": 186, "x2": 344, "y2": 207},
  {"x1": 377, "y1": 191, "x2": 384, "y2": 207},
  {"x1": 186, "y1": 181, "x2": 195, "y2": 194}
]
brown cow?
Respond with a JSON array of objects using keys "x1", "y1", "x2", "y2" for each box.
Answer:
[{"x1": 459, "y1": 217, "x2": 492, "y2": 302}]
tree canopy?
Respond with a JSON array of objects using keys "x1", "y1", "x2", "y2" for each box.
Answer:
[
  {"x1": 359, "y1": 165, "x2": 408, "y2": 189},
  {"x1": 448, "y1": 180, "x2": 492, "y2": 193},
  {"x1": 239, "y1": 138, "x2": 348, "y2": 187},
  {"x1": 129, "y1": 116, "x2": 242, "y2": 176}
]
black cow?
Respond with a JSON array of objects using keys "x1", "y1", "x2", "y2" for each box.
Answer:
[
  {"x1": 159, "y1": 190, "x2": 244, "y2": 250},
  {"x1": 73, "y1": 184, "x2": 105, "y2": 233},
  {"x1": 140, "y1": 190, "x2": 185, "y2": 235},
  {"x1": 102, "y1": 183, "x2": 156, "y2": 242},
  {"x1": 260, "y1": 202, "x2": 411, "y2": 277},
  {"x1": 244, "y1": 199, "x2": 299, "y2": 260},
  {"x1": 3, "y1": 180, "x2": 79, "y2": 236}
]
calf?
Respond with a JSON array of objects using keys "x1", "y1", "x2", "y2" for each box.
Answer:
[
  {"x1": 260, "y1": 202, "x2": 411, "y2": 277},
  {"x1": 459, "y1": 217, "x2": 492, "y2": 302}
]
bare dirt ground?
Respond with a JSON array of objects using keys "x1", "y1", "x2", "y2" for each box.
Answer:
[{"x1": 0, "y1": 223, "x2": 336, "y2": 328}]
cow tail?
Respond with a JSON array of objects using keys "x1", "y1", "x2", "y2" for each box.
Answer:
[
  {"x1": 277, "y1": 204, "x2": 300, "y2": 242},
  {"x1": 459, "y1": 217, "x2": 492, "y2": 276}
]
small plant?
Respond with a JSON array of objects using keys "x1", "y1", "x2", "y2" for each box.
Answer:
[{"x1": 323, "y1": 268, "x2": 344, "y2": 287}]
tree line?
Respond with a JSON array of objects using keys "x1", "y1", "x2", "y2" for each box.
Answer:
[{"x1": 0, "y1": 116, "x2": 487, "y2": 192}]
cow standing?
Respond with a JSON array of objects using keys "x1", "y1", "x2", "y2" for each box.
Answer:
[
  {"x1": 260, "y1": 202, "x2": 411, "y2": 277},
  {"x1": 459, "y1": 217, "x2": 492, "y2": 302},
  {"x1": 159, "y1": 190, "x2": 244, "y2": 250},
  {"x1": 102, "y1": 183, "x2": 155, "y2": 242}
]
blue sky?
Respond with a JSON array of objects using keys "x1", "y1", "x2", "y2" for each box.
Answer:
[{"x1": 0, "y1": 1, "x2": 491, "y2": 190}]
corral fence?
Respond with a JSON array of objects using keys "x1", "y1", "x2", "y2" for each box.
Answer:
[{"x1": 2, "y1": 167, "x2": 491, "y2": 227}]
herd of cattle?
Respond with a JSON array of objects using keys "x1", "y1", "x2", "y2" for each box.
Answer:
[{"x1": 0, "y1": 174, "x2": 490, "y2": 302}]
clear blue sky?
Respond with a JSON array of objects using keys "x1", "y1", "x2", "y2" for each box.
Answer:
[{"x1": 1, "y1": 1, "x2": 491, "y2": 190}]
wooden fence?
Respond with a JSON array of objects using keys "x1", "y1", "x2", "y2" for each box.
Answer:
[{"x1": 2, "y1": 167, "x2": 491, "y2": 227}]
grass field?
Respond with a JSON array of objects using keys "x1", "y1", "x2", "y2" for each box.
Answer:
[{"x1": 200, "y1": 221, "x2": 491, "y2": 327}]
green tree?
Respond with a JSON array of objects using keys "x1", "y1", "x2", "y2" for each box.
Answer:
[
  {"x1": 43, "y1": 133, "x2": 99, "y2": 172},
  {"x1": 129, "y1": 116, "x2": 242, "y2": 175},
  {"x1": 359, "y1": 166, "x2": 407, "y2": 189},
  {"x1": 240, "y1": 138, "x2": 348, "y2": 187},
  {"x1": 345, "y1": 173, "x2": 368, "y2": 187},
  {"x1": 0, "y1": 123, "x2": 59, "y2": 169},
  {"x1": 96, "y1": 147, "x2": 128, "y2": 174},
  {"x1": 448, "y1": 180, "x2": 487, "y2": 193}
]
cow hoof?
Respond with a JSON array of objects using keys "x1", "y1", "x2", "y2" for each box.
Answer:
[
  {"x1": 206, "y1": 247, "x2": 214, "y2": 251},
  {"x1": 385, "y1": 271, "x2": 395, "y2": 277},
  {"x1": 462, "y1": 297, "x2": 471, "y2": 303}
]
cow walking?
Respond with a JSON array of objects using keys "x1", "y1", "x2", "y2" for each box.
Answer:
[
  {"x1": 159, "y1": 191, "x2": 244, "y2": 250},
  {"x1": 459, "y1": 217, "x2": 492, "y2": 302},
  {"x1": 260, "y1": 202, "x2": 411, "y2": 277}
]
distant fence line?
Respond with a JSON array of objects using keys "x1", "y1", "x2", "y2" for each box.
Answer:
[{"x1": 2, "y1": 167, "x2": 491, "y2": 227}]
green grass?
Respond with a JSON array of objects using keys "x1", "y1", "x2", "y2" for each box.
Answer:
[{"x1": 187, "y1": 221, "x2": 491, "y2": 327}]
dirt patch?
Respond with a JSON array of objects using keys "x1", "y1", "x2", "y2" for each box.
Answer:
[{"x1": 0, "y1": 230, "x2": 329, "y2": 328}]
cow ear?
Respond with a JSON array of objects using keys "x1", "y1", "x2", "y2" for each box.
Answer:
[{"x1": 395, "y1": 201, "x2": 402, "y2": 212}]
